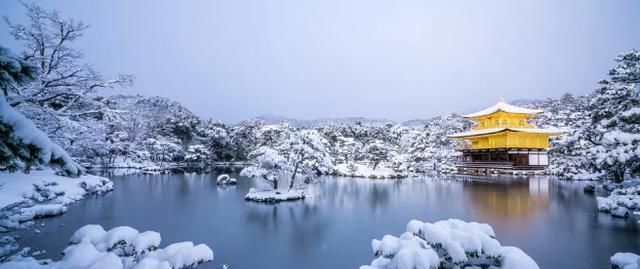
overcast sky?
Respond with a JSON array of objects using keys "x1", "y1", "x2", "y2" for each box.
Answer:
[{"x1": 1, "y1": 0, "x2": 639, "y2": 122}]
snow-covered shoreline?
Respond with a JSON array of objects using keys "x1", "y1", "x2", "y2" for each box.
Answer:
[
  {"x1": 0, "y1": 169, "x2": 113, "y2": 232},
  {"x1": 334, "y1": 163, "x2": 409, "y2": 179}
]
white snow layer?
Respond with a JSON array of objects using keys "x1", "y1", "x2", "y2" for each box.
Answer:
[
  {"x1": 0, "y1": 224, "x2": 213, "y2": 269},
  {"x1": 611, "y1": 252, "x2": 640, "y2": 269},
  {"x1": 597, "y1": 185, "x2": 640, "y2": 218},
  {"x1": 463, "y1": 101, "x2": 543, "y2": 118},
  {"x1": 334, "y1": 163, "x2": 408, "y2": 179},
  {"x1": 0, "y1": 169, "x2": 113, "y2": 231},
  {"x1": 244, "y1": 188, "x2": 305, "y2": 203},
  {"x1": 360, "y1": 219, "x2": 539, "y2": 269},
  {"x1": 0, "y1": 92, "x2": 83, "y2": 176}
]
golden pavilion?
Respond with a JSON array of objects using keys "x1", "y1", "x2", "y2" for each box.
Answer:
[{"x1": 448, "y1": 101, "x2": 564, "y2": 173}]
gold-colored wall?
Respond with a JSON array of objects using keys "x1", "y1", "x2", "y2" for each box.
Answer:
[
  {"x1": 472, "y1": 111, "x2": 534, "y2": 130},
  {"x1": 466, "y1": 131, "x2": 550, "y2": 149}
]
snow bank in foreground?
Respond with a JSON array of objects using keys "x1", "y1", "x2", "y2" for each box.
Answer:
[
  {"x1": 216, "y1": 174, "x2": 237, "y2": 185},
  {"x1": 360, "y1": 219, "x2": 539, "y2": 269},
  {"x1": 245, "y1": 188, "x2": 305, "y2": 203},
  {"x1": 612, "y1": 252, "x2": 640, "y2": 269},
  {"x1": 0, "y1": 224, "x2": 213, "y2": 269},
  {"x1": 0, "y1": 169, "x2": 113, "y2": 231},
  {"x1": 597, "y1": 185, "x2": 640, "y2": 218},
  {"x1": 334, "y1": 163, "x2": 408, "y2": 179}
]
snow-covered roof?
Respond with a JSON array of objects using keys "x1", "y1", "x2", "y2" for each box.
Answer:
[
  {"x1": 448, "y1": 127, "x2": 566, "y2": 138},
  {"x1": 464, "y1": 101, "x2": 543, "y2": 118}
]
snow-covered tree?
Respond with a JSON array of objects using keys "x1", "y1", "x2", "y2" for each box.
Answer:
[
  {"x1": 0, "y1": 45, "x2": 81, "y2": 175},
  {"x1": 521, "y1": 94, "x2": 593, "y2": 178},
  {"x1": 3, "y1": 2, "x2": 133, "y2": 108},
  {"x1": 364, "y1": 140, "x2": 390, "y2": 170},
  {"x1": 0, "y1": 3, "x2": 135, "y2": 169},
  {"x1": 242, "y1": 129, "x2": 333, "y2": 190},
  {"x1": 241, "y1": 146, "x2": 287, "y2": 190},
  {"x1": 197, "y1": 120, "x2": 233, "y2": 161},
  {"x1": 0, "y1": 46, "x2": 36, "y2": 98},
  {"x1": 587, "y1": 50, "x2": 640, "y2": 182},
  {"x1": 229, "y1": 120, "x2": 261, "y2": 160},
  {"x1": 282, "y1": 130, "x2": 334, "y2": 189},
  {"x1": 0, "y1": 91, "x2": 82, "y2": 175},
  {"x1": 184, "y1": 144, "x2": 210, "y2": 166},
  {"x1": 406, "y1": 114, "x2": 471, "y2": 171},
  {"x1": 143, "y1": 137, "x2": 184, "y2": 165}
]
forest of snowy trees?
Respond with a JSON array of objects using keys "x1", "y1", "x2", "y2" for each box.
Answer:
[{"x1": 1, "y1": 3, "x2": 639, "y2": 185}]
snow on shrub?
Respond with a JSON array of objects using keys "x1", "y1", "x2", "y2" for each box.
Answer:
[
  {"x1": 611, "y1": 252, "x2": 640, "y2": 269},
  {"x1": 597, "y1": 185, "x2": 640, "y2": 218},
  {"x1": 0, "y1": 224, "x2": 213, "y2": 269},
  {"x1": 216, "y1": 174, "x2": 237, "y2": 185},
  {"x1": 360, "y1": 219, "x2": 539, "y2": 269}
]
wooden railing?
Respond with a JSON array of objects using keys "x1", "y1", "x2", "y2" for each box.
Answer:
[
  {"x1": 454, "y1": 161, "x2": 546, "y2": 170},
  {"x1": 454, "y1": 161, "x2": 514, "y2": 168}
]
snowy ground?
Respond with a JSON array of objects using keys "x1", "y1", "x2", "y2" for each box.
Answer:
[
  {"x1": 360, "y1": 219, "x2": 539, "y2": 269},
  {"x1": 0, "y1": 169, "x2": 113, "y2": 232},
  {"x1": 245, "y1": 188, "x2": 305, "y2": 203},
  {"x1": 334, "y1": 163, "x2": 408, "y2": 179},
  {"x1": 0, "y1": 224, "x2": 213, "y2": 269}
]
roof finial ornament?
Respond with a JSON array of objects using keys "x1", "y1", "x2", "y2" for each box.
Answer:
[{"x1": 499, "y1": 97, "x2": 506, "y2": 102}]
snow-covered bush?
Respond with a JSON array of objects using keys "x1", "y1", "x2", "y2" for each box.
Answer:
[
  {"x1": 216, "y1": 174, "x2": 237, "y2": 185},
  {"x1": 0, "y1": 224, "x2": 214, "y2": 269},
  {"x1": 597, "y1": 185, "x2": 640, "y2": 217},
  {"x1": 360, "y1": 219, "x2": 539, "y2": 269}
]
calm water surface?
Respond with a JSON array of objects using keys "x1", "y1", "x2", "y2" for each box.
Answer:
[{"x1": 9, "y1": 173, "x2": 640, "y2": 269}]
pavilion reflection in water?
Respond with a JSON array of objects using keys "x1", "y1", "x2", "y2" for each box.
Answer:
[{"x1": 462, "y1": 176, "x2": 549, "y2": 224}]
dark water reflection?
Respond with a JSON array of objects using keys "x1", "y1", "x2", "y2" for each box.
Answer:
[{"x1": 8, "y1": 174, "x2": 640, "y2": 269}]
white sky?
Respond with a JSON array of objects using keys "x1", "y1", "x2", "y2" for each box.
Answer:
[{"x1": 1, "y1": 0, "x2": 639, "y2": 122}]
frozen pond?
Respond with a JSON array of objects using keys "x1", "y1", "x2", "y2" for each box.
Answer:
[{"x1": 9, "y1": 173, "x2": 640, "y2": 268}]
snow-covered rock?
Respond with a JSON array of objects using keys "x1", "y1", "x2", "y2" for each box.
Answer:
[
  {"x1": 360, "y1": 219, "x2": 539, "y2": 269},
  {"x1": 216, "y1": 174, "x2": 237, "y2": 185},
  {"x1": 0, "y1": 169, "x2": 113, "y2": 231},
  {"x1": 0, "y1": 224, "x2": 213, "y2": 269},
  {"x1": 244, "y1": 188, "x2": 305, "y2": 203},
  {"x1": 611, "y1": 252, "x2": 640, "y2": 269}
]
